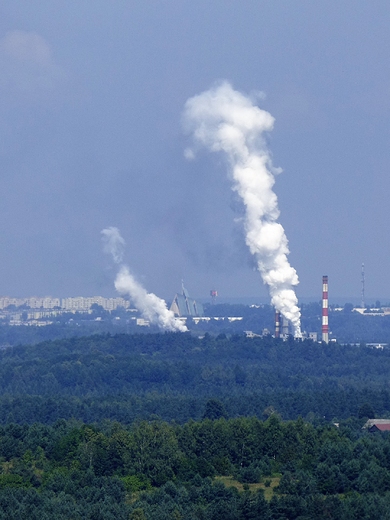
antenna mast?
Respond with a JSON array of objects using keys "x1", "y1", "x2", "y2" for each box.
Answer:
[{"x1": 361, "y1": 263, "x2": 365, "y2": 309}]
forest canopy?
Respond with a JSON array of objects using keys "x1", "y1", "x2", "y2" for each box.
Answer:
[{"x1": 0, "y1": 332, "x2": 388, "y2": 424}]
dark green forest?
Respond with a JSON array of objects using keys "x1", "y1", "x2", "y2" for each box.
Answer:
[
  {"x1": 0, "y1": 333, "x2": 389, "y2": 423},
  {"x1": 0, "y1": 332, "x2": 389, "y2": 517}
]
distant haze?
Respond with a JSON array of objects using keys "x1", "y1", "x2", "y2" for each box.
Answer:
[{"x1": 1, "y1": 2, "x2": 390, "y2": 302}]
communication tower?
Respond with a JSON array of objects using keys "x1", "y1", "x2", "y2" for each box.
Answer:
[{"x1": 361, "y1": 263, "x2": 365, "y2": 309}]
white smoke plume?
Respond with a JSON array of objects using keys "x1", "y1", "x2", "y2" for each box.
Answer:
[
  {"x1": 101, "y1": 226, "x2": 125, "y2": 264},
  {"x1": 101, "y1": 227, "x2": 187, "y2": 333},
  {"x1": 183, "y1": 81, "x2": 301, "y2": 337}
]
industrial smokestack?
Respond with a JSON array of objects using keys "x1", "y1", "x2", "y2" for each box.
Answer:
[
  {"x1": 275, "y1": 309, "x2": 281, "y2": 338},
  {"x1": 322, "y1": 275, "x2": 329, "y2": 343},
  {"x1": 282, "y1": 315, "x2": 289, "y2": 337}
]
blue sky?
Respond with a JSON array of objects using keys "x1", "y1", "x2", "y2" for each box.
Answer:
[{"x1": 1, "y1": 1, "x2": 390, "y2": 302}]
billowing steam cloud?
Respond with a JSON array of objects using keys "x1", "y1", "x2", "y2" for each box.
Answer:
[
  {"x1": 101, "y1": 227, "x2": 187, "y2": 333},
  {"x1": 183, "y1": 81, "x2": 301, "y2": 337}
]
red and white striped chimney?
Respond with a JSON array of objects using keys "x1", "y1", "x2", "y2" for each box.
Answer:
[
  {"x1": 322, "y1": 275, "x2": 329, "y2": 343},
  {"x1": 275, "y1": 310, "x2": 280, "y2": 338}
]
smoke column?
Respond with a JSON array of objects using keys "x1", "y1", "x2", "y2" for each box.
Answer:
[
  {"x1": 101, "y1": 227, "x2": 187, "y2": 332},
  {"x1": 101, "y1": 227, "x2": 125, "y2": 264},
  {"x1": 183, "y1": 81, "x2": 301, "y2": 336}
]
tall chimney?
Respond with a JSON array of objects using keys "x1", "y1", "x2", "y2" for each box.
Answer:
[
  {"x1": 275, "y1": 310, "x2": 280, "y2": 338},
  {"x1": 322, "y1": 275, "x2": 329, "y2": 343},
  {"x1": 282, "y1": 315, "x2": 289, "y2": 337}
]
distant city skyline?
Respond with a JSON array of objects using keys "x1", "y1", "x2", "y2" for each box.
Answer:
[
  {"x1": 0, "y1": 295, "x2": 130, "y2": 311},
  {"x1": 0, "y1": 293, "x2": 389, "y2": 308}
]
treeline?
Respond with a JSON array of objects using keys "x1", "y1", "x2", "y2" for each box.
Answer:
[
  {"x1": 0, "y1": 388, "x2": 387, "y2": 425},
  {"x1": 0, "y1": 333, "x2": 389, "y2": 424},
  {"x1": 0, "y1": 416, "x2": 389, "y2": 518}
]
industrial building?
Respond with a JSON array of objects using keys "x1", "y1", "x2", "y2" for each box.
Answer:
[
  {"x1": 274, "y1": 274, "x2": 330, "y2": 342},
  {"x1": 170, "y1": 283, "x2": 204, "y2": 317}
]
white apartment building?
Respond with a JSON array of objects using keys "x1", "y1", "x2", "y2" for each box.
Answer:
[{"x1": 0, "y1": 296, "x2": 130, "y2": 312}]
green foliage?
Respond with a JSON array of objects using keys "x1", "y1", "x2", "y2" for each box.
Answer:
[
  {"x1": 358, "y1": 402, "x2": 375, "y2": 419},
  {"x1": 120, "y1": 474, "x2": 151, "y2": 493},
  {"x1": 3, "y1": 331, "x2": 390, "y2": 516},
  {"x1": 0, "y1": 474, "x2": 28, "y2": 488},
  {"x1": 203, "y1": 399, "x2": 227, "y2": 420},
  {"x1": 0, "y1": 332, "x2": 389, "y2": 425},
  {"x1": 0, "y1": 416, "x2": 389, "y2": 516}
]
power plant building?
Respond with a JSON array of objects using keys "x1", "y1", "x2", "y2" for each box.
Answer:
[{"x1": 170, "y1": 283, "x2": 204, "y2": 317}]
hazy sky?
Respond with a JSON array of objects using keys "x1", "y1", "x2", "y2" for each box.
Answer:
[{"x1": 1, "y1": 1, "x2": 390, "y2": 302}]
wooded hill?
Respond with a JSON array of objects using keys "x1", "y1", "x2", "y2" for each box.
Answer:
[
  {"x1": 0, "y1": 416, "x2": 388, "y2": 518},
  {"x1": 0, "y1": 333, "x2": 388, "y2": 424},
  {"x1": 0, "y1": 333, "x2": 388, "y2": 517}
]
